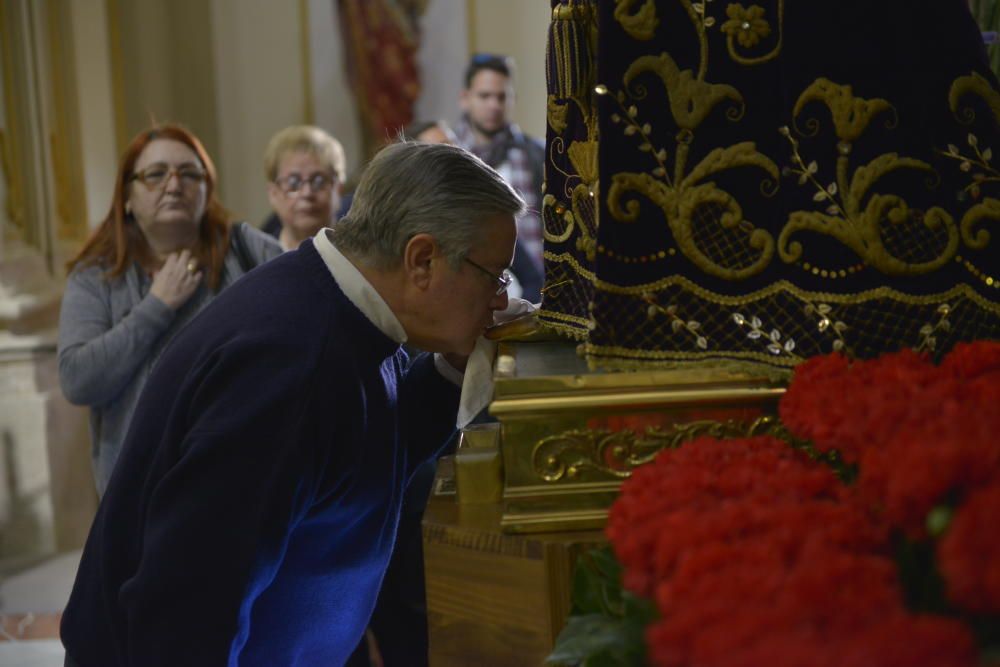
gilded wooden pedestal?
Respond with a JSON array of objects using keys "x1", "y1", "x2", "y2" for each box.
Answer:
[{"x1": 424, "y1": 338, "x2": 785, "y2": 665}]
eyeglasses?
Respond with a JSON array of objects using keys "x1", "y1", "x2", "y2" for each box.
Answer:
[
  {"x1": 131, "y1": 164, "x2": 207, "y2": 190},
  {"x1": 274, "y1": 173, "x2": 335, "y2": 195},
  {"x1": 464, "y1": 257, "x2": 513, "y2": 296}
]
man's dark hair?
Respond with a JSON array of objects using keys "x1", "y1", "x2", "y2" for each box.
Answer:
[
  {"x1": 464, "y1": 53, "x2": 512, "y2": 88},
  {"x1": 401, "y1": 120, "x2": 440, "y2": 141}
]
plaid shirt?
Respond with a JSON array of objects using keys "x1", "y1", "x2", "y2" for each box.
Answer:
[{"x1": 454, "y1": 116, "x2": 545, "y2": 275}]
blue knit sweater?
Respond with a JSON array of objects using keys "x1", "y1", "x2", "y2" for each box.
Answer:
[{"x1": 61, "y1": 240, "x2": 460, "y2": 666}]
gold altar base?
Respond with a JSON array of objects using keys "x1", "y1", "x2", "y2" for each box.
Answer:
[
  {"x1": 489, "y1": 340, "x2": 786, "y2": 533},
  {"x1": 424, "y1": 340, "x2": 785, "y2": 664}
]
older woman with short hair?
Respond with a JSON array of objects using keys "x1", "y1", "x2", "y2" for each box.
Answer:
[
  {"x1": 58, "y1": 124, "x2": 281, "y2": 494},
  {"x1": 263, "y1": 125, "x2": 346, "y2": 250}
]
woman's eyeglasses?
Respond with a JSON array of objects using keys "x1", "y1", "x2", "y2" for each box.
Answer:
[
  {"x1": 464, "y1": 257, "x2": 513, "y2": 296},
  {"x1": 274, "y1": 173, "x2": 335, "y2": 195},
  {"x1": 131, "y1": 164, "x2": 207, "y2": 190}
]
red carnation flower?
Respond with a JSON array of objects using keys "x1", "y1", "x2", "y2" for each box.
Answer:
[{"x1": 938, "y1": 482, "x2": 1000, "y2": 615}]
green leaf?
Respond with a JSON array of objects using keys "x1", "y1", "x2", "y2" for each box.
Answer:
[
  {"x1": 571, "y1": 546, "x2": 623, "y2": 615},
  {"x1": 546, "y1": 614, "x2": 629, "y2": 664},
  {"x1": 551, "y1": 547, "x2": 656, "y2": 666}
]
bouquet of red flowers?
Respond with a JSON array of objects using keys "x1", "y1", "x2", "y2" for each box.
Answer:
[
  {"x1": 781, "y1": 340, "x2": 1000, "y2": 614},
  {"x1": 550, "y1": 341, "x2": 1000, "y2": 667}
]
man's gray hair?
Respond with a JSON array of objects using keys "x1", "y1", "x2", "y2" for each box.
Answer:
[{"x1": 331, "y1": 142, "x2": 526, "y2": 269}]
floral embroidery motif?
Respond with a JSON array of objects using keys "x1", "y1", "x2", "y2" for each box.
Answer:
[
  {"x1": 949, "y1": 71, "x2": 1000, "y2": 127},
  {"x1": 643, "y1": 293, "x2": 709, "y2": 349},
  {"x1": 941, "y1": 133, "x2": 1000, "y2": 251},
  {"x1": 721, "y1": 3, "x2": 770, "y2": 48},
  {"x1": 613, "y1": 0, "x2": 660, "y2": 41},
  {"x1": 915, "y1": 303, "x2": 952, "y2": 353},
  {"x1": 732, "y1": 312, "x2": 799, "y2": 357},
  {"x1": 778, "y1": 79, "x2": 960, "y2": 276},
  {"x1": 803, "y1": 302, "x2": 849, "y2": 353},
  {"x1": 601, "y1": 54, "x2": 779, "y2": 280}
]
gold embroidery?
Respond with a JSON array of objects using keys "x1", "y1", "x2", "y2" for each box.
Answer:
[
  {"x1": 546, "y1": 95, "x2": 569, "y2": 134},
  {"x1": 793, "y1": 78, "x2": 896, "y2": 143},
  {"x1": 960, "y1": 197, "x2": 1000, "y2": 250},
  {"x1": 624, "y1": 52, "x2": 744, "y2": 130},
  {"x1": 543, "y1": 3, "x2": 1000, "y2": 371},
  {"x1": 606, "y1": 139, "x2": 779, "y2": 280},
  {"x1": 720, "y1": 1, "x2": 784, "y2": 65},
  {"x1": 802, "y1": 302, "x2": 850, "y2": 354},
  {"x1": 643, "y1": 293, "x2": 710, "y2": 349},
  {"x1": 548, "y1": 1, "x2": 597, "y2": 100},
  {"x1": 613, "y1": 0, "x2": 659, "y2": 41},
  {"x1": 567, "y1": 139, "x2": 599, "y2": 187},
  {"x1": 779, "y1": 81, "x2": 961, "y2": 275},
  {"x1": 915, "y1": 303, "x2": 952, "y2": 353},
  {"x1": 721, "y1": 3, "x2": 770, "y2": 48},
  {"x1": 542, "y1": 194, "x2": 576, "y2": 244},
  {"x1": 731, "y1": 312, "x2": 800, "y2": 359},
  {"x1": 936, "y1": 134, "x2": 1000, "y2": 250},
  {"x1": 949, "y1": 71, "x2": 1000, "y2": 126}
]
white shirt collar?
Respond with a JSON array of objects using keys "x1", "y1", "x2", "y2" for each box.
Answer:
[{"x1": 312, "y1": 228, "x2": 407, "y2": 344}]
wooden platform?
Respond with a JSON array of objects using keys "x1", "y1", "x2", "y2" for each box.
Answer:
[{"x1": 423, "y1": 489, "x2": 604, "y2": 666}]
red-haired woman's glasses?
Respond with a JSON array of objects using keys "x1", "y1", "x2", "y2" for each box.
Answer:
[{"x1": 131, "y1": 164, "x2": 207, "y2": 190}]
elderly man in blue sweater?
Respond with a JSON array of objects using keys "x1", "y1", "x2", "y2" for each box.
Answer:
[{"x1": 60, "y1": 141, "x2": 524, "y2": 667}]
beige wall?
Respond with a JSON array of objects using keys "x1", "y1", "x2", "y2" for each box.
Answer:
[
  {"x1": 468, "y1": 0, "x2": 549, "y2": 140},
  {"x1": 118, "y1": 0, "x2": 176, "y2": 138},
  {"x1": 210, "y1": 0, "x2": 306, "y2": 223},
  {"x1": 106, "y1": 0, "x2": 549, "y2": 222},
  {"x1": 415, "y1": 0, "x2": 468, "y2": 132},
  {"x1": 117, "y1": 0, "x2": 221, "y2": 206},
  {"x1": 68, "y1": 0, "x2": 117, "y2": 228},
  {"x1": 308, "y1": 0, "x2": 363, "y2": 179}
]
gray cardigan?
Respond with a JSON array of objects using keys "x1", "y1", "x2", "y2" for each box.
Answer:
[{"x1": 57, "y1": 223, "x2": 282, "y2": 495}]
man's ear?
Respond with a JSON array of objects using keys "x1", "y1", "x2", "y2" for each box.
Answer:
[
  {"x1": 459, "y1": 87, "x2": 470, "y2": 113},
  {"x1": 403, "y1": 233, "x2": 437, "y2": 290}
]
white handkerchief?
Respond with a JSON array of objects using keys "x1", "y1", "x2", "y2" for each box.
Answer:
[
  {"x1": 456, "y1": 298, "x2": 538, "y2": 428},
  {"x1": 457, "y1": 336, "x2": 497, "y2": 428}
]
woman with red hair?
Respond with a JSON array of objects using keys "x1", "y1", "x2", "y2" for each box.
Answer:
[{"x1": 58, "y1": 124, "x2": 281, "y2": 494}]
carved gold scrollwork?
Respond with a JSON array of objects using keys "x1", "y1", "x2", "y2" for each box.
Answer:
[{"x1": 532, "y1": 416, "x2": 785, "y2": 482}]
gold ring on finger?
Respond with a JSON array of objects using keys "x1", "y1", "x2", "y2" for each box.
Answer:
[{"x1": 186, "y1": 260, "x2": 198, "y2": 273}]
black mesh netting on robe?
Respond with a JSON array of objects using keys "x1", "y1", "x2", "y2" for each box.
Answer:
[{"x1": 539, "y1": 0, "x2": 1000, "y2": 373}]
